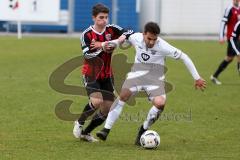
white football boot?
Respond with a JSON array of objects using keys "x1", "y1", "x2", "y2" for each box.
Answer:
[
  {"x1": 73, "y1": 121, "x2": 83, "y2": 138},
  {"x1": 210, "y1": 75, "x2": 222, "y2": 85},
  {"x1": 80, "y1": 133, "x2": 99, "y2": 142}
]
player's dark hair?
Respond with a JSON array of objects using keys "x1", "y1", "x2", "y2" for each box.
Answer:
[
  {"x1": 92, "y1": 3, "x2": 109, "y2": 16},
  {"x1": 144, "y1": 22, "x2": 161, "y2": 35}
]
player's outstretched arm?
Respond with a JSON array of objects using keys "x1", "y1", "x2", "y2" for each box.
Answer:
[{"x1": 179, "y1": 53, "x2": 206, "y2": 91}]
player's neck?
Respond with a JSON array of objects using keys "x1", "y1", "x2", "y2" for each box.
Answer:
[{"x1": 93, "y1": 25, "x2": 105, "y2": 33}]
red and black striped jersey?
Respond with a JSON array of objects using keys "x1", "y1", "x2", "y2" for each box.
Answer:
[
  {"x1": 80, "y1": 24, "x2": 133, "y2": 80},
  {"x1": 220, "y1": 4, "x2": 240, "y2": 40}
]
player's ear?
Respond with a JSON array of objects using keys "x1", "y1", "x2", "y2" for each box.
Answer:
[{"x1": 92, "y1": 15, "x2": 96, "y2": 21}]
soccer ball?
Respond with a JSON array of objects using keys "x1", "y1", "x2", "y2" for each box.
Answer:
[{"x1": 140, "y1": 130, "x2": 160, "y2": 149}]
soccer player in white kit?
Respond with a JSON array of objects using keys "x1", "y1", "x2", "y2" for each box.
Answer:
[{"x1": 96, "y1": 22, "x2": 206, "y2": 145}]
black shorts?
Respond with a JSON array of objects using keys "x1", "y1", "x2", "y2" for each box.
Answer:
[
  {"x1": 83, "y1": 76, "x2": 115, "y2": 101},
  {"x1": 227, "y1": 40, "x2": 238, "y2": 57}
]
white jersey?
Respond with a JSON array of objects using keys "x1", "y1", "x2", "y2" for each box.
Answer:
[
  {"x1": 127, "y1": 32, "x2": 200, "y2": 80},
  {"x1": 128, "y1": 33, "x2": 182, "y2": 65}
]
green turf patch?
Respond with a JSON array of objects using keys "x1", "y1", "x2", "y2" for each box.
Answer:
[{"x1": 0, "y1": 36, "x2": 239, "y2": 160}]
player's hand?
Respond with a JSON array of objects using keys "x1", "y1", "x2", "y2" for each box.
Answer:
[
  {"x1": 90, "y1": 39, "x2": 102, "y2": 50},
  {"x1": 102, "y1": 41, "x2": 116, "y2": 53},
  {"x1": 219, "y1": 39, "x2": 225, "y2": 44},
  {"x1": 118, "y1": 35, "x2": 126, "y2": 43},
  {"x1": 195, "y1": 78, "x2": 206, "y2": 91}
]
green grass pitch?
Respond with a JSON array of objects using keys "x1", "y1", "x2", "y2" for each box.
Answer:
[{"x1": 0, "y1": 36, "x2": 240, "y2": 160}]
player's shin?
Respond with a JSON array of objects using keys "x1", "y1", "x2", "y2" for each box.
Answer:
[
  {"x1": 143, "y1": 106, "x2": 164, "y2": 130},
  {"x1": 82, "y1": 111, "x2": 106, "y2": 135},
  {"x1": 213, "y1": 60, "x2": 231, "y2": 78},
  {"x1": 78, "y1": 103, "x2": 96, "y2": 125},
  {"x1": 104, "y1": 98, "x2": 125, "y2": 129},
  {"x1": 96, "y1": 98, "x2": 125, "y2": 140}
]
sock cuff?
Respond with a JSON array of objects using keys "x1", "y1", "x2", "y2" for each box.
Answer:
[
  {"x1": 153, "y1": 105, "x2": 165, "y2": 112},
  {"x1": 89, "y1": 102, "x2": 96, "y2": 110},
  {"x1": 152, "y1": 106, "x2": 161, "y2": 112}
]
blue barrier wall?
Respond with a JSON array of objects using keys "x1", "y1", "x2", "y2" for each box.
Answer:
[
  {"x1": 74, "y1": 0, "x2": 138, "y2": 32},
  {"x1": 0, "y1": 0, "x2": 139, "y2": 32},
  {"x1": 74, "y1": 0, "x2": 112, "y2": 32},
  {"x1": 117, "y1": 0, "x2": 139, "y2": 31}
]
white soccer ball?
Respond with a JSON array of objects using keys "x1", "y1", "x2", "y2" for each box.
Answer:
[{"x1": 140, "y1": 130, "x2": 160, "y2": 149}]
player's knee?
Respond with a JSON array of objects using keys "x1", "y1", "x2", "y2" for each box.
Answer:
[
  {"x1": 99, "y1": 108, "x2": 109, "y2": 117},
  {"x1": 119, "y1": 88, "x2": 132, "y2": 102},
  {"x1": 153, "y1": 96, "x2": 166, "y2": 109},
  {"x1": 90, "y1": 99, "x2": 103, "y2": 108}
]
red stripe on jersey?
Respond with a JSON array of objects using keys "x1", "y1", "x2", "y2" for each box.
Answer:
[{"x1": 98, "y1": 34, "x2": 104, "y2": 42}]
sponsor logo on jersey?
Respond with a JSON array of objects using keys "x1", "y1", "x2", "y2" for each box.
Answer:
[{"x1": 141, "y1": 53, "x2": 150, "y2": 61}]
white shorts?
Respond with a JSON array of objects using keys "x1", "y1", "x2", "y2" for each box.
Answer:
[{"x1": 122, "y1": 70, "x2": 166, "y2": 101}]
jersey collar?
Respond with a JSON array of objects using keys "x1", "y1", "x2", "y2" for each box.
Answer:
[{"x1": 90, "y1": 25, "x2": 106, "y2": 35}]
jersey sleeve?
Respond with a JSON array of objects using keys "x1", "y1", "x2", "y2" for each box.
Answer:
[
  {"x1": 158, "y1": 39, "x2": 182, "y2": 59},
  {"x1": 179, "y1": 53, "x2": 201, "y2": 80},
  {"x1": 220, "y1": 6, "x2": 232, "y2": 40},
  {"x1": 110, "y1": 24, "x2": 134, "y2": 39},
  {"x1": 80, "y1": 32, "x2": 102, "y2": 59},
  {"x1": 230, "y1": 21, "x2": 240, "y2": 55},
  {"x1": 158, "y1": 38, "x2": 200, "y2": 80},
  {"x1": 128, "y1": 33, "x2": 138, "y2": 46}
]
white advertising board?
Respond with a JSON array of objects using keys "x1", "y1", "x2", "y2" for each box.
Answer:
[{"x1": 0, "y1": 0, "x2": 60, "y2": 22}]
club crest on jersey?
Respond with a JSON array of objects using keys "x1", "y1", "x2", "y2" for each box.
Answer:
[
  {"x1": 105, "y1": 34, "x2": 112, "y2": 41},
  {"x1": 141, "y1": 53, "x2": 150, "y2": 61}
]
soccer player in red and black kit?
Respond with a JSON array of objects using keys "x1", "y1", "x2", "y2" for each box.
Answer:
[
  {"x1": 211, "y1": 0, "x2": 240, "y2": 85},
  {"x1": 73, "y1": 3, "x2": 132, "y2": 142}
]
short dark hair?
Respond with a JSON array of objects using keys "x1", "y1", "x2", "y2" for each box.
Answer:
[
  {"x1": 144, "y1": 22, "x2": 161, "y2": 35},
  {"x1": 92, "y1": 3, "x2": 109, "y2": 16}
]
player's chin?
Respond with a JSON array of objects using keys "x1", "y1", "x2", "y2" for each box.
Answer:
[{"x1": 147, "y1": 45, "x2": 154, "y2": 48}]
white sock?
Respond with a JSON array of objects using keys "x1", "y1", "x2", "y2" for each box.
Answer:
[
  {"x1": 104, "y1": 98, "x2": 125, "y2": 129},
  {"x1": 143, "y1": 106, "x2": 163, "y2": 130}
]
